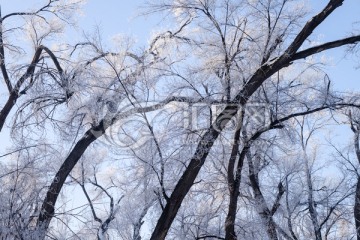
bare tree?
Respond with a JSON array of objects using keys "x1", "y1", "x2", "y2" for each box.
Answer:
[
  {"x1": 348, "y1": 110, "x2": 360, "y2": 240},
  {"x1": 0, "y1": 0, "x2": 84, "y2": 132},
  {"x1": 146, "y1": 1, "x2": 360, "y2": 239},
  {"x1": 1, "y1": 0, "x2": 360, "y2": 239}
]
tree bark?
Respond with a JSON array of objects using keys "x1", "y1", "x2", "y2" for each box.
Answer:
[
  {"x1": 0, "y1": 45, "x2": 63, "y2": 132},
  {"x1": 0, "y1": 46, "x2": 44, "y2": 132},
  {"x1": 225, "y1": 125, "x2": 242, "y2": 240},
  {"x1": 351, "y1": 120, "x2": 360, "y2": 240},
  {"x1": 305, "y1": 161, "x2": 322, "y2": 240},
  {"x1": 224, "y1": 191, "x2": 240, "y2": 240},
  {"x1": 150, "y1": 125, "x2": 221, "y2": 240},
  {"x1": 0, "y1": 92, "x2": 18, "y2": 131},
  {"x1": 36, "y1": 122, "x2": 105, "y2": 237},
  {"x1": 247, "y1": 153, "x2": 280, "y2": 240},
  {"x1": 355, "y1": 179, "x2": 360, "y2": 240}
]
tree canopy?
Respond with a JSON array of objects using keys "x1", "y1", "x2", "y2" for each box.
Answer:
[{"x1": 0, "y1": 0, "x2": 360, "y2": 239}]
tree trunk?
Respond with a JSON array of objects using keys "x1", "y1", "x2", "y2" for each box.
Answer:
[
  {"x1": 0, "y1": 46, "x2": 44, "y2": 132},
  {"x1": 36, "y1": 122, "x2": 105, "y2": 238},
  {"x1": 225, "y1": 190, "x2": 240, "y2": 240},
  {"x1": 355, "y1": 179, "x2": 360, "y2": 240},
  {"x1": 248, "y1": 164, "x2": 279, "y2": 240},
  {"x1": 225, "y1": 120, "x2": 243, "y2": 240},
  {"x1": 352, "y1": 125, "x2": 360, "y2": 240},
  {"x1": 150, "y1": 126, "x2": 221, "y2": 240},
  {"x1": 0, "y1": 92, "x2": 18, "y2": 132}
]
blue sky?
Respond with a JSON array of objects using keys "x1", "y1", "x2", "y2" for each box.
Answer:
[
  {"x1": 77, "y1": 1, "x2": 160, "y2": 45},
  {"x1": 0, "y1": 0, "x2": 358, "y2": 234},
  {"x1": 2, "y1": 0, "x2": 358, "y2": 90},
  {"x1": 311, "y1": 0, "x2": 360, "y2": 91},
  {"x1": 77, "y1": 0, "x2": 360, "y2": 91},
  {"x1": 1, "y1": 0, "x2": 358, "y2": 43}
]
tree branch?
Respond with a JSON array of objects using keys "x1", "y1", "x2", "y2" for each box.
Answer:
[
  {"x1": 285, "y1": 0, "x2": 345, "y2": 55},
  {"x1": 292, "y1": 35, "x2": 360, "y2": 61},
  {"x1": 0, "y1": 18, "x2": 12, "y2": 92}
]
